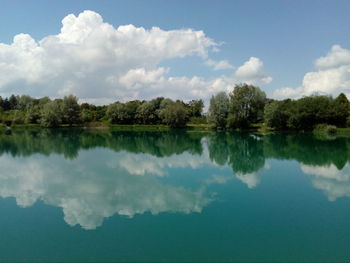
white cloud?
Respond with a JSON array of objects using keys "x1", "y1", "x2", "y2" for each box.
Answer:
[
  {"x1": 273, "y1": 45, "x2": 350, "y2": 99},
  {"x1": 0, "y1": 10, "x2": 272, "y2": 103},
  {"x1": 302, "y1": 65, "x2": 350, "y2": 96},
  {"x1": 205, "y1": 59, "x2": 234, "y2": 70},
  {"x1": 315, "y1": 45, "x2": 350, "y2": 69},
  {"x1": 234, "y1": 57, "x2": 272, "y2": 85},
  {"x1": 114, "y1": 68, "x2": 235, "y2": 101},
  {"x1": 272, "y1": 86, "x2": 303, "y2": 99}
]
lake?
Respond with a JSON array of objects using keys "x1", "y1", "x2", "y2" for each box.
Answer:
[{"x1": 1, "y1": 128, "x2": 350, "y2": 262}]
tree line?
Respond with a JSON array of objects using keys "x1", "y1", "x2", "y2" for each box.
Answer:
[
  {"x1": 0, "y1": 95, "x2": 204, "y2": 128},
  {"x1": 0, "y1": 83, "x2": 349, "y2": 130},
  {"x1": 208, "y1": 84, "x2": 350, "y2": 130}
]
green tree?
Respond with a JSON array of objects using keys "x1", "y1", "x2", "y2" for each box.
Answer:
[
  {"x1": 137, "y1": 98, "x2": 163, "y2": 124},
  {"x1": 9, "y1": 95, "x2": 19, "y2": 110},
  {"x1": 161, "y1": 102, "x2": 189, "y2": 128},
  {"x1": 187, "y1": 99, "x2": 204, "y2": 117},
  {"x1": 17, "y1": 95, "x2": 35, "y2": 111},
  {"x1": 2, "y1": 97, "x2": 10, "y2": 111},
  {"x1": 157, "y1": 98, "x2": 174, "y2": 120},
  {"x1": 124, "y1": 100, "x2": 142, "y2": 123},
  {"x1": 61, "y1": 95, "x2": 81, "y2": 125},
  {"x1": 25, "y1": 105, "x2": 42, "y2": 124},
  {"x1": 208, "y1": 91, "x2": 230, "y2": 129},
  {"x1": 38, "y1": 96, "x2": 51, "y2": 105},
  {"x1": 81, "y1": 108, "x2": 98, "y2": 123},
  {"x1": 264, "y1": 99, "x2": 293, "y2": 130},
  {"x1": 0, "y1": 96, "x2": 3, "y2": 111},
  {"x1": 41, "y1": 100, "x2": 63, "y2": 127},
  {"x1": 106, "y1": 102, "x2": 129, "y2": 124},
  {"x1": 228, "y1": 84, "x2": 266, "y2": 128},
  {"x1": 287, "y1": 95, "x2": 334, "y2": 130},
  {"x1": 12, "y1": 110, "x2": 25, "y2": 124},
  {"x1": 333, "y1": 93, "x2": 349, "y2": 127},
  {"x1": 95, "y1": 105, "x2": 107, "y2": 121}
]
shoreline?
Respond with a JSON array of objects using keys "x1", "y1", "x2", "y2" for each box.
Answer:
[{"x1": 1, "y1": 123, "x2": 350, "y2": 135}]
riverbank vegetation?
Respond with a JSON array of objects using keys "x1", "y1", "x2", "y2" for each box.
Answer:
[
  {"x1": 0, "y1": 95, "x2": 204, "y2": 128},
  {"x1": 208, "y1": 84, "x2": 350, "y2": 133},
  {"x1": 0, "y1": 83, "x2": 349, "y2": 132}
]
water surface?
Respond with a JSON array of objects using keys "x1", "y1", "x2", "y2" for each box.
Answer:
[{"x1": 1, "y1": 129, "x2": 350, "y2": 262}]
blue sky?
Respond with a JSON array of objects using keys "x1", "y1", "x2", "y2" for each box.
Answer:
[{"x1": 0, "y1": 0, "x2": 349, "y2": 103}]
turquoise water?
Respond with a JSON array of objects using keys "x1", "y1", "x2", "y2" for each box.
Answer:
[{"x1": 1, "y1": 129, "x2": 350, "y2": 262}]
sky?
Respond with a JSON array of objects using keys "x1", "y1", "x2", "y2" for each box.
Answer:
[{"x1": 0, "y1": 0, "x2": 349, "y2": 104}]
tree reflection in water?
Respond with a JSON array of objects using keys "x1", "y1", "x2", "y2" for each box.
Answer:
[{"x1": 0, "y1": 128, "x2": 350, "y2": 229}]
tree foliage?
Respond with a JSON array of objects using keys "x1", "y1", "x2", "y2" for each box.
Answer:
[
  {"x1": 0, "y1": 88, "x2": 349, "y2": 131},
  {"x1": 228, "y1": 84, "x2": 266, "y2": 128},
  {"x1": 264, "y1": 99, "x2": 293, "y2": 130},
  {"x1": 137, "y1": 98, "x2": 163, "y2": 124},
  {"x1": 40, "y1": 100, "x2": 63, "y2": 127},
  {"x1": 161, "y1": 102, "x2": 189, "y2": 128},
  {"x1": 264, "y1": 94, "x2": 350, "y2": 130},
  {"x1": 333, "y1": 93, "x2": 349, "y2": 127},
  {"x1": 186, "y1": 99, "x2": 204, "y2": 117},
  {"x1": 62, "y1": 95, "x2": 81, "y2": 125},
  {"x1": 208, "y1": 92, "x2": 230, "y2": 129}
]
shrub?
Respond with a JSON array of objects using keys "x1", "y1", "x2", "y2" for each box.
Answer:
[{"x1": 313, "y1": 124, "x2": 337, "y2": 135}]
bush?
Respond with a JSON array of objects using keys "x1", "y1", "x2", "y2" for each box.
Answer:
[
  {"x1": 313, "y1": 124, "x2": 337, "y2": 135},
  {"x1": 188, "y1": 116, "x2": 207, "y2": 124},
  {"x1": 161, "y1": 102, "x2": 189, "y2": 128},
  {"x1": 347, "y1": 116, "x2": 350, "y2": 127}
]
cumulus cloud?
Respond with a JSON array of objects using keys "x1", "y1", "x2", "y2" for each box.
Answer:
[
  {"x1": 0, "y1": 10, "x2": 271, "y2": 103},
  {"x1": 115, "y1": 68, "x2": 235, "y2": 101},
  {"x1": 205, "y1": 59, "x2": 234, "y2": 70},
  {"x1": 273, "y1": 45, "x2": 350, "y2": 99},
  {"x1": 272, "y1": 86, "x2": 303, "y2": 99},
  {"x1": 315, "y1": 45, "x2": 350, "y2": 69},
  {"x1": 234, "y1": 57, "x2": 272, "y2": 85}
]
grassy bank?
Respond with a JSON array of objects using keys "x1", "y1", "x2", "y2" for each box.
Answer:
[
  {"x1": 0, "y1": 122, "x2": 212, "y2": 132},
  {"x1": 3, "y1": 122, "x2": 350, "y2": 136},
  {"x1": 336, "y1": 127, "x2": 350, "y2": 135}
]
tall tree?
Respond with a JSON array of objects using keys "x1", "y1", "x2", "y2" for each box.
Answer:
[
  {"x1": 264, "y1": 99, "x2": 293, "y2": 130},
  {"x1": 161, "y1": 102, "x2": 189, "y2": 128},
  {"x1": 333, "y1": 93, "x2": 349, "y2": 127},
  {"x1": 0, "y1": 96, "x2": 3, "y2": 111},
  {"x1": 106, "y1": 102, "x2": 128, "y2": 124},
  {"x1": 137, "y1": 98, "x2": 163, "y2": 124},
  {"x1": 17, "y1": 95, "x2": 34, "y2": 110},
  {"x1": 25, "y1": 105, "x2": 42, "y2": 124},
  {"x1": 62, "y1": 95, "x2": 81, "y2": 125},
  {"x1": 208, "y1": 92, "x2": 230, "y2": 129},
  {"x1": 9, "y1": 95, "x2": 18, "y2": 110},
  {"x1": 187, "y1": 99, "x2": 204, "y2": 117},
  {"x1": 2, "y1": 98, "x2": 10, "y2": 111},
  {"x1": 41, "y1": 100, "x2": 63, "y2": 127},
  {"x1": 228, "y1": 84, "x2": 266, "y2": 128}
]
